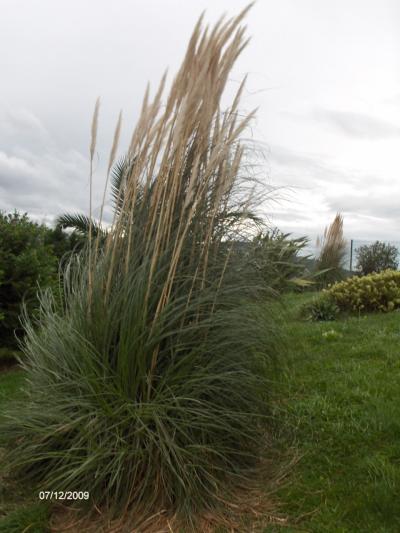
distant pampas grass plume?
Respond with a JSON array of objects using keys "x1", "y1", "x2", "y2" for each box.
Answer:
[
  {"x1": 0, "y1": 5, "x2": 282, "y2": 531},
  {"x1": 316, "y1": 212, "x2": 347, "y2": 285}
]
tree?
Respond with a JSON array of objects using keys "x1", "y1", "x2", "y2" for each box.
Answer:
[
  {"x1": 356, "y1": 241, "x2": 399, "y2": 275},
  {"x1": 0, "y1": 212, "x2": 58, "y2": 347},
  {"x1": 44, "y1": 223, "x2": 85, "y2": 261}
]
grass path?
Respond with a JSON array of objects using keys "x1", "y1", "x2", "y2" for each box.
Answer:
[{"x1": 274, "y1": 294, "x2": 400, "y2": 532}]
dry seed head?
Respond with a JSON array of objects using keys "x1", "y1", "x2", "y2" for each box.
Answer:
[
  {"x1": 107, "y1": 110, "x2": 123, "y2": 176},
  {"x1": 99, "y1": 5, "x2": 257, "y2": 315},
  {"x1": 90, "y1": 97, "x2": 101, "y2": 162}
]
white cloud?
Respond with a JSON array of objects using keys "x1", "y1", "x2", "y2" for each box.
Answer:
[
  {"x1": 313, "y1": 109, "x2": 400, "y2": 139},
  {"x1": 0, "y1": 109, "x2": 98, "y2": 223}
]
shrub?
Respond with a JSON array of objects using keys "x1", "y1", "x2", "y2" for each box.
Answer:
[
  {"x1": 300, "y1": 294, "x2": 339, "y2": 321},
  {"x1": 0, "y1": 211, "x2": 58, "y2": 347},
  {"x1": 315, "y1": 213, "x2": 347, "y2": 286},
  {"x1": 0, "y1": 9, "x2": 282, "y2": 531},
  {"x1": 251, "y1": 229, "x2": 312, "y2": 292},
  {"x1": 44, "y1": 223, "x2": 85, "y2": 260},
  {"x1": 356, "y1": 241, "x2": 399, "y2": 275},
  {"x1": 327, "y1": 270, "x2": 400, "y2": 313}
]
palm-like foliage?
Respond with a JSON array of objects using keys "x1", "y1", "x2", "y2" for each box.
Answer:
[
  {"x1": 55, "y1": 212, "x2": 104, "y2": 238},
  {"x1": 252, "y1": 228, "x2": 312, "y2": 291},
  {"x1": 109, "y1": 155, "x2": 134, "y2": 213},
  {"x1": 56, "y1": 155, "x2": 134, "y2": 236}
]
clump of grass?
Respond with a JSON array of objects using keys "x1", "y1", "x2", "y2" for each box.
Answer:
[
  {"x1": 315, "y1": 213, "x2": 347, "y2": 285},
  {"x1": 0, "y1": 502, "x2": 50, "y2": 533},
  {"x1": 300, "y1": 294, "x2": 339, "y2": 321},
  {"x1": 0, "y1": 6, "x2": 282, "y2": 530}
]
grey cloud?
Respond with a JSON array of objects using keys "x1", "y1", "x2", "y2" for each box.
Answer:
[
  {"x1": 1, "y1": 108, "x2": 55, "y2": 156},
  {"x1": 0, "y1": 109, "x2": 97, "y2": 222},
  {"x1": 5, "y1": 108, "x2": 49, "y2": 137},
  {"x1": 266, "y1": 144, "x2": 400, "y2": 238},
  {"x1": 328, "y1": 192, "x2": 400, "y2": 221},
  {"x1": 313, "y1": 109, "x2": 400, "y2": 139},
  {"x1": 268, "y1": 145, "x2": 352, "y2": 189},
  {"x1": 269, "y1": 210, "x2": 311, "y2": 223},
  {"x1": 268, "y1": 145, "x2": 322, "y2": 171},
  {"x1": 268, "y1": 144, "x2": 386, "y2": 191}
]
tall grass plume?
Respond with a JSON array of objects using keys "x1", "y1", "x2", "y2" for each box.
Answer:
[{"x1": 316, "y1": 212, "x2": 347, "y2": 285}]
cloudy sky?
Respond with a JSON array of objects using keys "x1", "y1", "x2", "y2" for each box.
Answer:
[{"x1": 1, "y1": 0, "x2": 399, "y2": 243}]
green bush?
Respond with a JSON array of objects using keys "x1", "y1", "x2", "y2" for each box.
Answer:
[
  {"x1": 251, "y1": 229, "x2": 311, "y2": 292},
  {"x1": 0, "y1": 212, "x2": 59, "y2": 347},
  {"x1": 44, "y1": 223, "x2": 85, "y2": 261},
  {"x1": 300, "y1": 294, "x2": 339, "y2": 321},
  {"x1": 327, "y1": 270, "x2": 400, "y2": 313},
  {"x1": 356, "y1": 241, "x2": 399, "y2": 275}
]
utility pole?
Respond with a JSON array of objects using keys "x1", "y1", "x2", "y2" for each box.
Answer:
[{"x1": 349, "y1": 239, "x2": 353, "y2": 272}]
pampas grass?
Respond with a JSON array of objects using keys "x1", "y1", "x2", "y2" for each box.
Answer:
[
  {"x1": 0, "y1": 5, "x2": 282, "y2": 530},
  {"x1": 316, "y1": 213, "x2": 347, "y2": 285}
]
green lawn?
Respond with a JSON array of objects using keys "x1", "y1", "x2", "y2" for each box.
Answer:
[
  {"x1": 1, "y1": 295, "x2": 400, "y2": 531},
  {"x1": 273, "y1": 293, "x2": 400, "y2": 532},
  {"x1": 0, "y1": 370, "x2": 51, "y2": 533},
  {"x1": 0, "y1": 370, "x2": 24, "y2": 405}
]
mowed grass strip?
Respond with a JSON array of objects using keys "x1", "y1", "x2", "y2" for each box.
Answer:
[{"x1": 273, "y1": 293, "x2": 400, "y2": 532}]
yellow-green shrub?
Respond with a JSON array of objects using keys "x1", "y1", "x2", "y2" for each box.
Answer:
[{"x1": 327, "y1": 270, "x2": 400, "y2": 313}]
